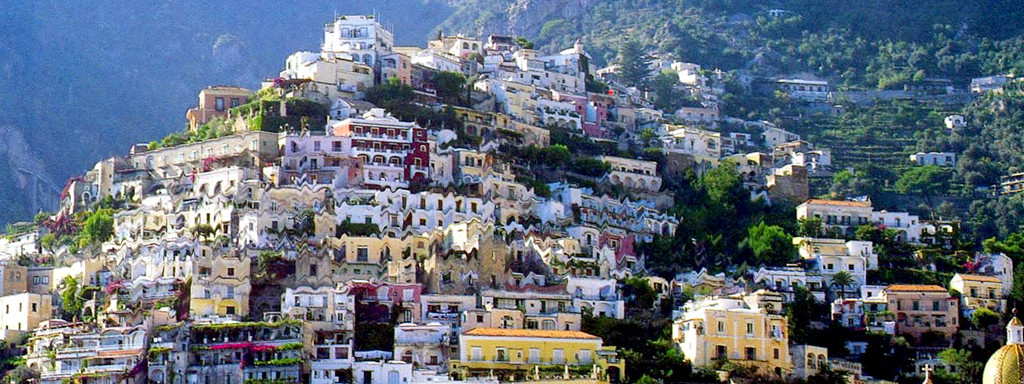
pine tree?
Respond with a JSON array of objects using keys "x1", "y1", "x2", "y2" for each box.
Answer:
[{"x1": 617, "y1": 40, "x2": 651, "y2": 89}]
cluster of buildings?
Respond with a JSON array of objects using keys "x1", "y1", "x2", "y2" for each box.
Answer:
[{"x1": 7, "y1": 9, "x2": 1020, "y2": 384}]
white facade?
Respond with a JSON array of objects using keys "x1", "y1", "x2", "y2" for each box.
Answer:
[
  {"x1": 566, "y1": 277, "x2": 625, "y2": 319},
  {"x1": 322, "y1": 15, "x2": 394, "y2": 69},
  {"x1": 871, "y1": 210, "x2": 924, "y2": 243},
  {"x1": 909, "y1": 152, "x2": 956, "y2": 167}
]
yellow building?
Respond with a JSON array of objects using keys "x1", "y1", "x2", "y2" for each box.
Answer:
[
  {"x1": 451, "y1": 328, "x2": 625, "y2": 383},
  {"x1": 950, "y1": 273, "x2": 1006, "y2": 314},
  {"x1": 672, "y1": 291, "x2": 792, "y2": 377},
  {"x1": 189, "y1": 249, "x2": 251, "y2": 319}
]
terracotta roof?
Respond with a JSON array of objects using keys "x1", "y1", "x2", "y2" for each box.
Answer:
[
  {"x1": 957, "y1": 274, "x2": 1002, "y2": 283},
  {"x1": 886, "y1": 284, "x2": 948, "y2": 292},
  {"x1": 802, "y1": 199, "x2": 871, "y2": 208},
  {"x1": 463, "y1": 327, "x2": 599, "y2": 340}
]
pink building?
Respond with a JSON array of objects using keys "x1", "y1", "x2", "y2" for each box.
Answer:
[
  {"x1": 185, "y1": 86, "x2": 253, "y2": 131},
  {"x1": 347, "y1": 281, "x2": 423, "y2": 323}
]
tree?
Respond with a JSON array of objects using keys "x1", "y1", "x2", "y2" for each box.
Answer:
[
  {"x1": 806, "y1": 366, "x2": 849, "y2": 384},
  {"x1": 895, "y1": 165, "x2": 951, "y2": 203},
  {"x1": 81, "y1": 209, "x2": 114, "y2": 245},
  {"x1": 937, "y1": 348, "x2": 983, "y2": 384},
  {"x1": 971, "y1": 307, "x2": 1001, "y2": 329},
  {"x1": 191, "y1": 224, "x2": 216, "y2": 240},
  {"x1": 40, "y1": 233, "x2": 56, "y2": 252},
  {"x1": 60, "y1": 276, "x2": 83, "y2": 321},
  {"x1": 2, "y1": 366, "x2": 39, "y2": 384},
  {"x1": 983, "y1": 230, "x2": 1024, "y2": 261},
  {"x1": 797, "y1": 217, "x2": 823, "y2": 237},
  {"x1": 617, "y1": 39, "x2": 651, "y2": 89},
  {"x1": 432, "y1": 71, "x2": 467, "y2": 106},
  {"x1": 742, "y1": 221, "x2": 796, "y2": 265},
  {"x1": 786, "y1": 286, "x2": 817, "y2": 343},
  {"x1": 830, "y1": 271, "x2": 855, "y2": 299},
  {"x1": 514, "y1": 37, "x2": 534, "y2": 49}
]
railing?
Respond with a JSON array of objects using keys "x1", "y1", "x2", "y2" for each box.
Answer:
[
  {"x1": 364, "y1": 162, "x2": 404, "y2": 169},
  {"x1": 352, "y1": 132, "x2": 409, "y2": 141},
  {"x1": 85, "y1": 364, "x2": 130, "y2": 373},
  {"x1": 354, "y1": 147, "x2": 409, "y2": 156}
]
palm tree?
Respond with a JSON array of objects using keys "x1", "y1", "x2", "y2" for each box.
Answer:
[{"x1": 831, "y1": 271, "x2": 855, "y2": 299}]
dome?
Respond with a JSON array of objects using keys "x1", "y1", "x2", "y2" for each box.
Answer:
[
  {"x1": 984, "y1": 312, "x2": 1024, "y2": 384},
  {"x1": 983, "y1": 344, "x2": 1024, "y2": 384}
]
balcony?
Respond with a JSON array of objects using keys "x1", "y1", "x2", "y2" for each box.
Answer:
[
  {"x1": 352, "y1": 132, "x2": 409, "y2": 142},
  {"x1": 426, "y1": 311, "x2": 460, "y2": 321},
  {"x1": 85, "y1": 364, "x2": 130, "y2": 373},
  {"x1": 354, "y1": 146, "x2": 409, "y2": 157},
  {"x1": 363, "y1": 161, "x2": 404, "y2": 170}
]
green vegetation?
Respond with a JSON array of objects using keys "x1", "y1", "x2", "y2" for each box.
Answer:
[{"x1": 253, "y1": 357, "x2": 302, "y2": 366}]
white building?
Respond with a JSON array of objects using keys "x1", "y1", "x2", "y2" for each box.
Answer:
[
  {"x1": 909, "y1": 152, "x2": 956, "y2": 167},
  {"x1": 871, "y1": 210, "x2": 924, "y2": 243},
  {"x1": 322, "y1": 15, "x2": 394, "y2": 70},
  {"x1": 752, "y1": 266, "x2": 827, "y2": 302},
  {"x1": 566, "y1": 277, "x2": 625, "y2": 319},
  {"x1": 776, "y1": 79, "x2": 830, "y2": 102},
  {"x1": 761, "y1": 126, "x2": 801, "y2": 148},
  {"x1": 944, "y1": 115, "x2": 966, "y2": 131},
  {"x1": 394, "y1": 323, "x2": 450, "y2": 370}
]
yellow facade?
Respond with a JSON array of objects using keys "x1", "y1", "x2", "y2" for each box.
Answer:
[
  {"x1": 189, "y1": 250, "x2": 251, "y2": 319},
  {"x1": 673, "y1": 294, "x2": 792, "y2": 377},
  {"x1": 451, "y1": 328, "x2": 625, "y2": 383},
  {"x1": 951, "y1": 273, "x2": 1006, "y2": 313}
]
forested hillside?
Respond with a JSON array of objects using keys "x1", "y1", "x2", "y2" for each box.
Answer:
[{"x1": 436, "y1": 0, "x2": 1024, "y2": 87}]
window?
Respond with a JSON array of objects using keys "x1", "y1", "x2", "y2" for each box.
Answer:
[
  {"x1": 471, "y1": 347, "x2": 482, "y2": 361},
  {"x1": 226, "y1": 306, "x2": 236, "y2": 315},
  {"x1": 357, "y1": 247, "x2": 369, "y2": 262},
  {"x1": 745, "y1": 347, "x2": 756, "y2": 361},
  {"x1": 552, "y1": 349, "x2": 564, "y2": 364},
  {"x1": 226, "y1": 286, "x2": 235, "y2": 299},
  {"x1": 476, "y1": 314, "x2": 484, "y2": 323},
  {"x1": 529, "y1": 348, "x2": 540, "y2": 363},
  {"x1": 496, "y1": 348, "x2": 508, "y2": 361},
  {"x1": 227, "y1": 268, "x2": 235, "y2": 277},
  {"x1": 310, "y1": 264, "x2": 318, "y2": 277},
  {"x1": 717, "y1": 321, "x2": 725, "y2": 333},
  {"x1": 578, "y1": 350, "x2": 592, "y2": 364},
  {"x1": 31, "y1": 303, "x2": 37, "y2": 312},
  {"x1": 230, "y1": 98, "x2": 241, "y2": 108},
  {"x1": 715, "y1": 345, "x2": 727, "y2": 359},
  {"x1": 746, "y1": 323, "x2": 754, "y2": 336},
  {"x1": 932, "y1": 301, "x2": 940, "y2": 311},
  {"x1": 848, "y1": 264, "x2": 855, "y2": 271},
  {"x1": 773, "y1": 348, "x2": 780, "y2": 360},
  {"x1": 215, "y1": 97, "x2": 225, "y2": 111},
  {"x1": 912, "y1": 301, "x2": 920, "y2": 311}
]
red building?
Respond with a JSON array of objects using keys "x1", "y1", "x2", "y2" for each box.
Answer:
[{"x1": 332, "y1": 108, "x2": 429, "y2": 189}]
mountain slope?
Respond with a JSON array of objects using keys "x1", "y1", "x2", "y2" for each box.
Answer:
[{"x1": 0, "y1": 0, "x2": 453, "y2": 225}]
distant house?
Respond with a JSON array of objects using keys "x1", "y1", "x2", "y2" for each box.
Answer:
[
  {"x1": 775, "y1": 79, "x2": 830, "y2": 102},
  {"x1": 185, "y1": 86, "x2": 253, "y2": 131},
  {"x1": 909, "y1": 152, "x2": 956, "y2": 167},
  {"x1": 944, "y1": 114, "x2": 966, "y2": 131},
  {"x1": 971, "y1": 75, "x2": 1012, "y2": 94}
]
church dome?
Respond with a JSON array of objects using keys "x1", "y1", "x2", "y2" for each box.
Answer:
[{"x1": 984, "y1": 315, "x2": 1024, "y2": 384}]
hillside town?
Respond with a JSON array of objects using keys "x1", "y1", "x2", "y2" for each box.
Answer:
[{"x1": 2, "y1": 13, "x2": 1023, "y2": 384}]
